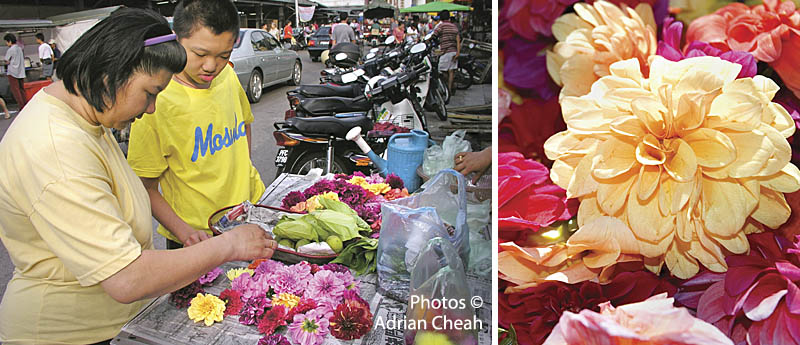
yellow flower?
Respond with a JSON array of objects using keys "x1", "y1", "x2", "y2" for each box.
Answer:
[
  {"x1": 271, "y1": 292, "x2": 301, "y2": 309},
  {"x1": 187, "y1": 293, "x2": 226, "y2": 326},
  {"x1": 365, "y1": 183, "x2": 390, "y2": 195},
  {"x1": 306, "y1": 192, "x2": 340, "y2": 212},
  {"x1": 347, "y1": 176, "x2": 368, "y2": 188},
  {"x1": 414, "y1": 331, "x2": 456, "y2": 345},
  {"x1": 226, "y1": 268, "x2": 254, "y2": 281},
  {"x1": 544, "y1": 56, "x2": 800, "y2": 279},
  {"x1": 547, "y1": 0, "x2": 657, "y2": 99}
]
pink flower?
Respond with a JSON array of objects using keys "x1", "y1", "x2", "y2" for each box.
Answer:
[
  {"x1": 680, "y1": 233, "x2": 800, "y2": 345},
  {"x1": 289, "y1": 309, "x2": 332, "y2": 345},
  {"x1": 197, "y1": 267, "x2": 223, "y2": 286},
  {"x1": 543, "y1": 294, "x2": 734, "y2": 345},
  {"x1": 498, "y1": 152, "x2": 577, "y2": 244},
  {"x1": 272, "y1": 263, "x2": 311, "y2": 296},
  {"x1": 305, "y1": 270, "x2": 346, "y2": 302},
  {"x1": 657, "y1": 16, "x2": 757, "y2": 78},
  {"x1": 500, "y1": 0, "x2": 580, "y2": 41}
]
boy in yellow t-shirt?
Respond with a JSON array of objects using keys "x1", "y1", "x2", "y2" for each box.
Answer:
[{"x1": 128, "y1": 0, "x2": 265, "y2": 248}]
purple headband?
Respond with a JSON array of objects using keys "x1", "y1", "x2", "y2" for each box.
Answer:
[{"x1": 144, "y1": 33, "x2": 177, "y2": 47}]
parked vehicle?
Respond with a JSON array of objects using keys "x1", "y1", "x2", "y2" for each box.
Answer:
[
  {"x1": 307, "y1": 26, "x2": 332, "y2": 62},
  {"x1": 231, "y1": 29, "x2": 302, "y2": 103},
  {"x1": 273, "y1": 63, "x2": 431, "y2": 177}
]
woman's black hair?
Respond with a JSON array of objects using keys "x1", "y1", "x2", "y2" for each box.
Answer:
[
  {"x1": 56, "y1": 7, "x2": 186, "y2": 113},
  {"x1": 3, "y1": 33, "x2": 16, "y2": 44},
  {"x1": 173, "y1": 0, "x2": 240, "y2": 41}
]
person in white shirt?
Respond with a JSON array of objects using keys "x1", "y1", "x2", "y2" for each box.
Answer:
[
  {"x1": 36, "y1": 33, "x2": 54, "y2": 81},
  {"x1": 406, "y1": 21, "x2": 419, "y2": 43}
]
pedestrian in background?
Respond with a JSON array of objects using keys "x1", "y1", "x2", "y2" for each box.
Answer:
[
  {"x1": 36, "y1": 33, "x2": 54, "y2": 81},
  {"x1": 2, "y1": 33, "x2": 27, "y2": 111}
]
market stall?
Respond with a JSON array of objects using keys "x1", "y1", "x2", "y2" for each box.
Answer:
[{"x1": 114, "y1": 172, "x2": 491, "y2": 345}]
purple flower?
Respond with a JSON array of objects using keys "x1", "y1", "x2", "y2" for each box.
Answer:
[
  {"x1": 231, "y1": 272, "x2": 253, "y2": 294},
  {"x1": 320, "y1": 263, "x2": 350, "y2": 273},
  {"x1": 239, "y1": 295, "x2": 270, "y2": 325},
  {"x1": 365, "y1": 173, "x2": 385, "y2": 185},
  {"x1": 385, "y1": 174, "x2": 404, "y2": 190},
  {"x1": 281, "y1": 191, "x2": 307, "y2": 209},
  {"x1": 657, "y1": 17, "x2": 757, "y2": 78},
  {"x1": 197, "y1": 267, "x2": 222, "y2": 286},
  {"x1": 257, "y1": 334, "x2": 291, "y2": 345},
  {"x1": 502, "y1": 37, "x2": 560, "y2": 100},
  {"x1": 305, "y1": 270, "x2": 346, "y2": 302},
  {"x1": 342, "y1": 289, "x2": 368, "y2": 307}
]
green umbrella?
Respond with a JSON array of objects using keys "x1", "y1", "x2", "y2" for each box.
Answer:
[{"x1": 399, "y1": 1, "x2": 472, "y2": 13}]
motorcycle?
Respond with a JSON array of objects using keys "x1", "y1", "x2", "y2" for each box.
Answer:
[{"x1": 273, "y1": 63, "x2": 430, "y2": 177}]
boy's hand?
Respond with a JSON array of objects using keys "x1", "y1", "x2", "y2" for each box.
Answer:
[
  {"x1": 223, "y1": 224, "x2": 277, "y2": 262},
  {"x1": 179, "y1": 230, "x2": 212, "y2": 247}
]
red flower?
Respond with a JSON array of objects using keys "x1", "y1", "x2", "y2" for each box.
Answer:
[
  {"x1": 500, "y1": 0, "x2": 579, "y2": 41},
  {"x1": 169, "y1": 281, "x2": 204, "y2": 309},
  {"x1": 257, "y1": 305, "x2": 287, "y2": 335},
  {"x1": 498, "y1": 96, "x2": 565, "y2": 162},
  {"x1": 328, "y1": 302, "x2": 373, "y2": 340},
  {"x1": 679, "y1": 232, "x2": 800, "y2": 345},
  {"x1": 219, "y1": 288, "x2": 244, "y2": 316},
  {"x1": 498, "y1": 152, "x2": 578, "y2": 244},
  {"x1": 288, "y1": 298, "x2": 318, "y2": 322},
  {"x1": 499, "y1": 271, "x2": 677, "y2": 345}
]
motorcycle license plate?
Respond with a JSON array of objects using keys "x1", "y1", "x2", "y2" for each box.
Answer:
[{"x1": 275, "y1": 149, "x2": 289, "y2": 166}]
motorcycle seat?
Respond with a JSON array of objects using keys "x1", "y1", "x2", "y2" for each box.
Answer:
[
  {"x1": 286, "y1": 114, "x2": 373, "y2": 138},
  {"x1": 296, "y1": 84, "x2": 362, "y2": 98},
  {"x1": 298, "y1": 96, "x2": 371, "y2": 115}
]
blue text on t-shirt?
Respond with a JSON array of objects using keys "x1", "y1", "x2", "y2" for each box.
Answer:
[{"x1": 191, "y1": 113, "x2": 247, "y2": 162}]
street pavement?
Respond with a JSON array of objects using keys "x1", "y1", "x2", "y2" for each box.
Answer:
[{"x1": 0, "y1": 48, "x2": 493, "y2": 299}]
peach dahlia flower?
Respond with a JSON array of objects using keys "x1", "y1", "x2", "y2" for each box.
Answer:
[
  {"x1": 542, "y1": 294, "x2": 734, "y2": 345},
  {"x1": 544, "y1": 55, "x2": 800, "y2": 279},
  {"x1": 546, "y1": 0, "x2": 657, "y2": 99}
]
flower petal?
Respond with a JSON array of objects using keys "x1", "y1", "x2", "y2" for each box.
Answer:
[
  {"x1": 592, "y1": 137, "x2": 638, "y2": 179},
  {"x1": 757, "y1": 164, "x2": 800, "y2": 193},
  {"x1": 664, "y1": 138, "x2": 698, "y2": 183},
  {"x1": 683, "y1": 128, "x2": 737, "y2": 168},
  {"x1": 665, "y1": 240, "x2": 700, "y2": 279},
  {"x1": 567, "y1": 216, "x2": 639, "y2": 268},
  {"x1": 638, "y1": 165, "x2": 661, "y2": 200},
  {"x1": 750, "y1": 189, "x2": 791, "y2": 229},
  {"x1": 631, "y1": 96, "x2": 667, "y2": 138},
  {"x1": 596, "y1": 171, "x2": 636, "y2": 216},
  {"x1": 702, "y1": 178, "x2": 757, "y2": 237}
]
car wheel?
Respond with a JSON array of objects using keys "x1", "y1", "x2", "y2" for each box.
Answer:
[
  {"x1": 289, "y1": 61, "x2": 302, "y2": 85},
  {"x1": 246, "y1": 70, "x2": 262, "y2": 103}
]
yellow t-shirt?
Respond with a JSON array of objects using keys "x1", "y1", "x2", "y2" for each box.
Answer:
[
  {"x1": 0, "y1": 91, "x2": 153, "y2": 344},
  {"x1": 127, "y1": 65, "x2": 265, "y2": 242}
]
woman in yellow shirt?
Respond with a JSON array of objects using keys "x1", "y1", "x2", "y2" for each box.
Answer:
[{"x1": 0, "y1": 8, "x2": 277, "y2": 344}]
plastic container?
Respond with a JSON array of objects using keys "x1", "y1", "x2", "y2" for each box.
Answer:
[
  {"x1": 387, "y1": 130, "x2": 429, "y2": 192},
  {"x1": 24, "y1": 80, "x2": 52, "y2": 99}
]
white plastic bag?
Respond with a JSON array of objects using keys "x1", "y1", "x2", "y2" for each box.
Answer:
[{"x1": 422, "y1": 129, "x2": 472, "y2": 176}]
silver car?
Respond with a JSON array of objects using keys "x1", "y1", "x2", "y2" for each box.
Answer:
[{"x1": 232, "y1": 29, "x2": 302, "y2": 103}]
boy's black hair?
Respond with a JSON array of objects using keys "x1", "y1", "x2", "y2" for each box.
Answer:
[
  {"x1": 173, "y1": 0, "x2": 240, "y2": 41},
  {"x1": 439, "y1": 10, "x2": 450, "y2": 21},
  {"x1": 35, "y1": 33, "x2": 45, "y2": 42},
  {"x1": 340, "y1": 13, "x2": 348, "y2": 22},
  {"x1": 3, "y1": 33, "x2": 16, "y2": 44},
  {"x1": 57, "y1": 7, "x2": 186, "y2": 113}
]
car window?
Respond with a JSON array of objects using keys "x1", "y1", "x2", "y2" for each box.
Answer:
[
  {"x1": 250, "y1": 31, "x2": 268, "y2": 51},
  {"x1": 314, "y1": 27, "x2": 331, "y2": 37},
  {"x1": 264, "y1": 32, "x2": 280, "y2": 50},
  {"x1": 234, "y1": 30, "x2": 244, "y2": 48}
]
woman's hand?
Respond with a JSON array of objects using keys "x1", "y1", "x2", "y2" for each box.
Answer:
[
  {"x1": 222, "y1": 224, "x2": 277, "y2": 262},
  {"x1": 178, "y1": 229, "x2": 211, "y2": 247},
  {"x1": 454, "y1": 147, "x2": 492, "y2": 184}
]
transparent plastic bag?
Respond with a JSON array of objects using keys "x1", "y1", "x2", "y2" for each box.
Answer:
[
  {"x1": 377, "y1": 170, "x2": 471, "y2": 301},
  {"x1": 422, "y1": 130, "x2": 472, "y2": 177},
  {"x1": 404, "y1": 237, "x2": 479, "y2": 345},
  {"x1": 377, "y1": 203, "x2": 450, "y2": 301},
  {"x1": 467, "y1": 199, "x2": 492, "y2": 279}
]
